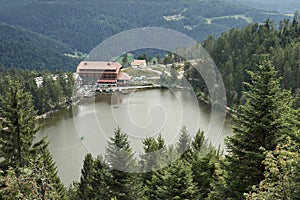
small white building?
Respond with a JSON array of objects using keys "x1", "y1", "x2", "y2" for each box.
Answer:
[
  {"x1": 131, "y1": 59, "x2": 147, "y2": 68},
  {"x1": 35, "y1": 76, "x2": 43, "y2": 88}
]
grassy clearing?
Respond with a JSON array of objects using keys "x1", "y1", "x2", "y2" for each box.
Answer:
[
  {"x1": 150, "y1": 65, "x2": 165, "y2": 73},
  {"x1": 123, "y1": 68, "x2": 160, "y2": 77},
  {"x1": 206, "y1": 14, "x2": 253, "y2": 24}
]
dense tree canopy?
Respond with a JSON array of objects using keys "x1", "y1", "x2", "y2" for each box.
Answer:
[
  {"x1": 0, "y1": 78, "x2": 66, "y2": 199},
  {"x1": 208, "y1": 61, "x2": 299, "y2": 199},
  {"x1": 200, "y1": 14, "x2": 300, "y2": 107}
]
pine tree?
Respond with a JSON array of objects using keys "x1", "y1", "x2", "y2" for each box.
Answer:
[
  {"x1": 0, "y1": 167, "x2": 41, "y2": 199},
  {"x1": 32, "y1": 138, "x2": 67, "y2": 199},
  {"x1": 245, "y1": 137, "x2": 300, "y2": 200},
  {"x1": 191, "y1": 129, "x2": 206, "y2": 153},
  {"x1": 0, "y1": 77, "x2": 65, "y2": 198},
  {"x1": 78, "y1": 153, "x2": 95, "y2": 199},
  {"x1": 153, "y1": 159, "x2": 196, "y2": 200},
  {"x1": 91, "y1": 155, "x2": 113, "y2": 200},
  {"x1": 141, "y1": 136, "x2": 160, "y2": 172},
  {"x1": 176, "y1": 126, "x2": 192, "y2": 159},
  {"x1": 105, "y1": 127, "x2": 139, "y2": 200},
  {"x1": 0, "y1": 78, "x2": 39, "y2": 170},
  {"x1": 190, "y1": 130, "x2": 220, "y2": 199},
  {"x1": 210, "y1": 60, "x2": 297, "y2": 199}
]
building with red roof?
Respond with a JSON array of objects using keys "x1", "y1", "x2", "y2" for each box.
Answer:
[{"x1": 76, "y1": 61, "x2": 129, "y2": 86}]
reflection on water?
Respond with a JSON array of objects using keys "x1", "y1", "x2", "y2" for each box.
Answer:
[{"x1": 36, "y1": 88, "x2": 232, "y2": 185}]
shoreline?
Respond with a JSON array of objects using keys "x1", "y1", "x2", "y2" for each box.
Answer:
[{"x1": 36, "y1": 109, "x2": 60, "y2": 119}]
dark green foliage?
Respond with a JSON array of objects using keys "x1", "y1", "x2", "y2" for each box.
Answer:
[
  {"x1": 77, "y1": 154, "x2": 112, "y2": 200},
  {"x1": 0, "y1": 22, "x2": 79, "y2": 71},
  {"x1": 78, "y1": 154, "x2": 94, "y2": 199},
  {"x1": 141, "y1": 135, "x2": 165, "y2": 172},
  {"x1": 156, "y1": 160, "x2": 197, "y2": 200},
  {"x1": 0, "y1": 78, "x2": 38, "y2": 169},
  {"x1": 77, "y1": 154, "x2": 113, "y2": 200},
  {"x1": 202, "y1": 15, "x2": 300, "y2": 107},
  {"x1": 0, "y1": 77, "x2": 64, "y2": 198},
  {"x1": 191, "y1": 129, "x2": 206, "y2": 152},
  {"x1": 106, "y1": 127, "x2": 140, "y2": 200},
  {"x1": 245, "y1": 137, "x2": 300, "y2": 200},
  {"x1": 0, "y1": 0, "x2": 290, "y2": 52},
  {"x1": 0, "y1": 69, "x2": 75, "y2": 115},
  {"x1": 32, "y1": 138, "x2": 67, "y2": 199},
  {"x1": 210, "y1": 61, "x2": 298, "y2": 199},
  {"x1": 142, "y1": 130, "x2": 220, "y2": 200},
  {"x1": 143, "y1": 159, "x2": 197, "y2": 200},
  {"x1": 92, "y1": 156, "x2": 113, "y2": 200},
  {"x1": 0, "y1": 166, "x2": 48, "y2": 199},
  {"x1": 141, "y1": 134, "x2": 168, "y2": 199},
  {"x1": 189, "y1": 130, "x2": 220, "y2": 199}
]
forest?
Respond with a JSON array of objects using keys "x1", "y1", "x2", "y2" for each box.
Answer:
[
  {"x1": 0, "y1": 70, "x2": 74, "y2": 115},
  {"x1": 0, "y1": 22, "x2": 80, "y2": 71},
  {"x1": 0, "y1": 58, "x2": 299, "y2": 199},
  {"x1": 0, "y1": 0, "x2": 292, "y2": 52},
  {"x1": 183, "y1": 13, "x2": 300, "y2": 108},
  {"x1": 0, "y1": 4, "x2": 300, "y2": 199}
]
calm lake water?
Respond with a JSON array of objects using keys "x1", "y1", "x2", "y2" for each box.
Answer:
[{"x1": 36, "y1": 88, "x2": 232, "y2": 185}]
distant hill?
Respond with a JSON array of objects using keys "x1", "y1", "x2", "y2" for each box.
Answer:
[
  {"x1": 0, "y1": 22, "x2": 79, "y2": 71},
  {"x1": 0, "y1": 0, "x2": 294, "y2": 53},
  {"x1": 235, "y1": 0, "x2": 300, "y2": 13}
]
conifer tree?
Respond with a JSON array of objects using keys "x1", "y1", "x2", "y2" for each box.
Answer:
[
  {"x1": 105, "y1": 127, "x2": 139, "y2": 200},
  {"x1": 141, "y1": 136, "x2": 161, "y2": 172},
  {"x1": 0, "y1": 77, "x2": 65, "y2": 198},
  {"x1": 143, "y1": 167, "x2": 167, "y2": 200},
  {"x1": 0, "y1": 167, "x2": 43, "y2": 199},
  {"x1": 176, "y1": 126, "x2": 192, "y2": 160},
  {"x1": 190, "y1": 130, "x2": 220, "y2": 199},
  {"x1": 32, "y1": 138, "x2": 67, "y2": 199},
  {"x1": 245, "y1": 137, "x2": 300, "y2": 200},
  {"x1": 78, "y1": 153, "x2": 95, "y2": 199},
  {"x1": 191, "y1": 129, "x2": 206, "y2": 153},
  {"x1": 91, "y1": 155, "x2": 113, "y2": 200},
  {"x1": 141, "y1": 134, "x2": 168, "y2": 199},
  {"x1": 0, "y1": 78, "x2": 39, "y2": 170},
  {"x1": 146, "y1": 159, "x2": 196, "y2": 200},
  {"x1": 209, "y1": 60, "x2": 297, "y2": 199}
]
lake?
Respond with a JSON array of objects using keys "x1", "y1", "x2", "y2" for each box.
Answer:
[{"x1": 36, "y1": 88, "x2": 232, "y2": 185}]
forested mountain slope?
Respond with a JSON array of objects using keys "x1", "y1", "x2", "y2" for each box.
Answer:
[
  {"x1": 236, "y1": 0, "x2": 300, "y2": 13},
  {"x1": 0, "y1": 0, "x2": 294, "y2": 52},
  {"x1": 0, "y1": 22, "x2": 79, "y2": 71},
  {"x1": 202, "y1": 16, "x2": 300, "y2": 106}
]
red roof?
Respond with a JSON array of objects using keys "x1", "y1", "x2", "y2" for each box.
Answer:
[
  {"x1": 117, "y1": 72, "x2": 130, "y2": 80},
  {"x1": 97, "y1": 80, "x2": 116, "y2": 83},
  {"x1": 77, "y1": 61, "x2": 122, "y2": 73}
]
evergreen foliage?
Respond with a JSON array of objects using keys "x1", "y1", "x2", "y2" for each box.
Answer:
[
  {"x1": 201, "y1": 15, "x2": 300, "y2": 107},
  {"x1": 176, "y1": 126, "x2": 192, "y2": 159},
  {"x1": 76, "y1": 154, "x2": 112, "y2": 200},
  {"x1": 0, "y1": 21, "x2": 79, "y2": 71},
  {"x1": 78, "y1": 153, "x2": 95, "y2": 199},
  {"x1": 190, "y1": 130, "x2": 220, "y2": 199},
  {"x1": 156, "y1": 159, "x2": 197, "y2": 200},
  {"x1": 245, "y1": 138, "x2": 300, "y2": 200},
  {"x1": 209, "y1": 61, "x2": 299, "y2": 199},
  {"x1": 0, "y1": 0, "x2": 280, "y2": 52},
  {"x1": 0, "y1": 69, "x2": 75, "y2": 115},
  {"x1": 32, "y1": 138, "x2": 67, "y2": 199},
  {"x1": 0, "y1": 78, "x2": 65, "y2": 199},
  {"x1": 105, "y1": 127, "x2": 140, "y2": 200},
  {"x1": 0, "y1": 78, "x2": 38, "y2": 169}
]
